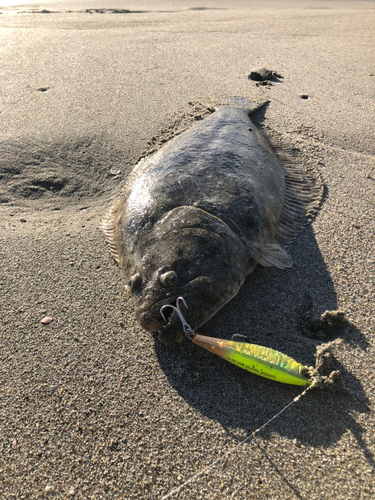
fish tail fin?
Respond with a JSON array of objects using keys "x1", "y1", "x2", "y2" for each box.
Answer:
[
  {"x1": 226, "y1": 97, "x2": 251, "y2": 107},
  {"x1": 215, "y1": 96, "x2": 265, "y2": 113}
]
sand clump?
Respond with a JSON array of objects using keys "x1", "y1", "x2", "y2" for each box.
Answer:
[
  {"x1": 248, "y1": 67, "x2": 283, "y2": 87},
  {"x1": 307, "y1": 339, "x2": 351, "y2": 394},
  {"x1": 295, "y1": 299, "x2": 351, "y2": 393},
  {"x1": 248, "y1": 67, "x2": 281, "y2": 82}
]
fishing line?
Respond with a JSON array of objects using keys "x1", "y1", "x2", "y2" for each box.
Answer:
[
  {"x1": 160, "y1": 384, "x2": 314, "y2": 500},
  {"x1": 159, "y1": 298, "x2": 317, "y2": 499}
]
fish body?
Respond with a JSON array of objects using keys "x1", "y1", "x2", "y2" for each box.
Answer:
[{"x1": 102, "y1": 100, "x2": 320, "y2": 344}]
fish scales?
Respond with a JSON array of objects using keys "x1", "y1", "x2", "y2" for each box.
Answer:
[{"x1": 102, "y1": 100, "x2": 322, "y2": 344}]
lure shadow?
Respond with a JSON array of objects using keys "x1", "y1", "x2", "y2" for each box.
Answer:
[{"x1": 153, "y1": 225, "x2": 369, "y2": 459}]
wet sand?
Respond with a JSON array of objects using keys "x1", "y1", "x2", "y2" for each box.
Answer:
[{"x1": 1, "y1": 1, "x2": 374, "y2": 498}]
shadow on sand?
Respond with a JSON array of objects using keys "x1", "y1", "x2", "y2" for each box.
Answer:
[{"x1": 154, "y1": 224, "x2": 371, "y2": 466}]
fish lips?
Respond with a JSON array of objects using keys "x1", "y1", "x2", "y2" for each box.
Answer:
[{"x1": 138, "y1": 276, "x2": 213, "y2": 338}]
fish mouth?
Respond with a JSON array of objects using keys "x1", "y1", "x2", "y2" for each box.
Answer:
[
  {"x1": 137, "y1": 276, "x2": 213, "y2": 333},
  {"x1": 138, "y1": 293, "x2": 192, "y2": 333}
]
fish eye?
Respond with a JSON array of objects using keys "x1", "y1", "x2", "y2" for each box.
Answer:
[
  {"x1": 128, "y1": 274, "x2": 142, "y2": 292},
  {"x1": 160, "y1": 271, "x2": 178, "y2": 288}
]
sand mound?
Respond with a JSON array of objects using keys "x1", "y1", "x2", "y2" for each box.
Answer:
[{"x1": 0, "y1": 136, "x2": 124, "y2": 205}]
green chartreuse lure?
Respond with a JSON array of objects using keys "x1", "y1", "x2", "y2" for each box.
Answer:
[
  {"x1": 192, "y1": 334, "x2": 311, "y2": 386},
  {"x1": 161, "y1": 297, "x2": 312, "y2": 387}
]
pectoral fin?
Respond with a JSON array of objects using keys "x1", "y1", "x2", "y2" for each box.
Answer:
[{"x1": 259, "y1": 243, "x2": 292, "y2": 269}]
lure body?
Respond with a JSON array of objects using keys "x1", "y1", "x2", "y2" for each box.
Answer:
[{"x1": 192, "y1": 334, "x2": 311, "y2": 386}]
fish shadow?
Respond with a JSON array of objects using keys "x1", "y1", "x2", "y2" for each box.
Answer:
[{"x1": 154, "y1": 225, "x2": 371, "y2": 464}]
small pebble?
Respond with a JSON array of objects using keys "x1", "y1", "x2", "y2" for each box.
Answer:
[
  {"x1": 45, "y1": 485, "x2": 53, "y2": 492},
  {"x1": 41, "y1": 317, "x2": 53, "y2": 324}
]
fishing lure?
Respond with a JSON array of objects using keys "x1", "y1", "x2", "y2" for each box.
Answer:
[{"x1": 160, "y1": 297, "x2": 312, "y2": 386}]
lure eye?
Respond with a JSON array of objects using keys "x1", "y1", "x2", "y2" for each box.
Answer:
[
  {"x1": 160, "y1": 271, "x2": 178, "y2": 288},
  {"x1": 128, "y1": 274, "x2": 142, "y2": 293}
]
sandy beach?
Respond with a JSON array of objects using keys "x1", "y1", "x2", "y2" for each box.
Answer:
[{"x1": 1, "y1": 1, "x2": 374, "y2": 498}]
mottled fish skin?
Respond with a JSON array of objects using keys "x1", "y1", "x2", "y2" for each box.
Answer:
[{"x1": 103, "y1": 101, "x2": 308, "y2": 344}]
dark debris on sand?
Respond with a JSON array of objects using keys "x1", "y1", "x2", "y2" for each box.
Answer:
[{"x1": 248, "y1": 67, "x2": 283, "y2": 87}]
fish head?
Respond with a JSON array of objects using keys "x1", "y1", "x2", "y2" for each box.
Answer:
[{"x1": 127, "y1": 206, "x2": 247, "y2": 345}]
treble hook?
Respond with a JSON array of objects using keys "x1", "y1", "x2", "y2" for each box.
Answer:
[{"x1": 160, "y1": 296, "x2": 195, "y2": 340}]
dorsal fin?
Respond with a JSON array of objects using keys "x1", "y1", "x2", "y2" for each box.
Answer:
[{"x1": 100, "y1": 197, "x2": 121, "y2": 265}]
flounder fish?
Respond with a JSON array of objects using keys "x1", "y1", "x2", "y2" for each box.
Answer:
[{"x1": 102, "y1": 99, "x2": 321, "y2": 345}]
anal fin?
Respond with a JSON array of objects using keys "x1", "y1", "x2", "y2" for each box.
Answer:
[
  {"x1": 259, "y1": 244, "x2": 292, "y2": 269},
  {"x1": 266, "y1": 133, "x2": 324, "y2": 247}
]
